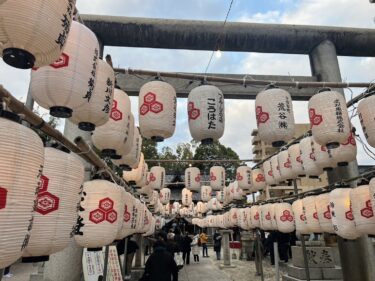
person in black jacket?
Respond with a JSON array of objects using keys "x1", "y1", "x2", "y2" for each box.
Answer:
[
  {"x1": 213, "y1": 230, "x2": 222, "y2": 260},
  {"x1": 143, "y1": 240, "x2": 178, "y2": 281},
  {"x1": 181, "y1": 232, "x2": 192, "y2": 265}
]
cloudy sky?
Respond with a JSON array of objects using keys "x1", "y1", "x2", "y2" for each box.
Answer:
[{"x1": 1, "y1": 0, "x2": 375, "y2": 165}]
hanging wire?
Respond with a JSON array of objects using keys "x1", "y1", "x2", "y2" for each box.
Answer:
[{"x1": 204, "y1": 0, "x2": 235, "y2": 74}]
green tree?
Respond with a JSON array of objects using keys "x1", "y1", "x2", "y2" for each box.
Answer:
[
  {"x1": 32, "y1": 108, "x2": 59, "y2": 145},
  {"x1": 193, "y1": 140, "x2": 240, "y2": 180},
  {"x1": 159, "y1": 143, "x2": 194, "y2": 174},
  {"x1": 142, "y1": 138, "x2": 159, "y2": 160}
]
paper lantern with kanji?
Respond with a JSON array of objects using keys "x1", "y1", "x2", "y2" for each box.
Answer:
[
  {"x1": 275, "y1": 203, "x2": 295, "y2": 233},
  {"x1": 263, "y1": 160, "x2": 277, "y2": 186},
  {"x1": 75, "y1": 180, "x2": 123, "y2": 249},
  {"x1": 233, "y1": 181, "x2": 244, "y2": 200},
  {"x1": 238, "y1": 208, "x2": 250, "y2": 230},
  {"x1": 292, "y1": 199, "x2": 308, "y2": 234},
  {"x1": 315, "y1": 193, "x2": 334, "y2": 233},
  {"x1": 210, "y1": 166, "x2": 225, "y2": 191},
  {"x1": 159, "y1": 188, "x2": 171, "y2": 205},
  {"x1": 115, "y1": 192, "x2": 139, "y2": 239},
  {"x1": 201, "y1": 186, "x2": 212, "y2": 202},
  {"x1": 207, "y1": 198, "x2": 222, "y2": 211},
  {"x1": 236, "y1": 166, "x2": 252, "y2": 190},
  {"x1": 259, "y1": 204, "x2": 272, "y2": 230},
  {"x1": 31, "y1": 21, "x2": 99, "y2": 118},
  {"x1": 358, "y1": 95, "x2": 375, "y2": 148},
  {"x1": 140, "y1": 207, "x2": 153, "y2": 234},
  {"x1": 302, "y1": 196, "x2": 322, "y2": 233},
  {"x1": 329, "y1": 188, "x2": 360, "y2": 240},
  {"x1": 148, "y1": 190, "x2": 159, "y2": 206},
  {"x1": 350, "y1": 185, "x2": 375, "y2": 235},
  {"x1": 181, "y1": 188, "x2": 192, "y2": 207},
  {"x1": 278, "y1": 150, "x2": 295, "y2": 181},
  {"x1": 188, "y1": 85, "x2": 225, "y2": 144},
  {"x1": 185, "y1": 167, "x2": 201, "y2": 192},
  {"x1": 270, "y1": 155, "x2": 283, "y2": 184},
  {"x1": 308, "y1": 89, "x2": 350, "y2": 149},
  {"x1": 0, "y1": 0, "x2": 75, "y2": 69},
  {"x1": 331, "y1": 133, "x2": 357, "y2": 167},
  {"x1": 313, "y1": 137, "x2": 336, "y2": 171},
  {"x1": 143, "y1": 216, "x2": 156, "y2": 237},
  {"x1": 255, "y1": 87, "x2": 295, "y2": 147},
  {"x1": 23, "y1": 148, "x2": 84, "y2": 262},
  {"x1": 171, "y1": 202, "x2": 180, "y2": 215},
  {"x1": 123, "y1": 154, "x2": 148, "y2": 187},
  {"x1": 148, "y1": 166, "x2": 165, "y2": 191},
  {"x1": 216, "y1": 191, "x2": 225, "y2": 203},
  {"x1": 113, "y1": 126, "x2": 142, "y2": 170},
  {"x1": 288, "y1": 144, "x2": 305, "y2": 177},
  {"x1": 69, "y1": 60, "x2": 115, "y2": 131},
  {"x1": 216, "y1": 214, "x2": 225, "y2": 229},
  {"x1": 92, "y1": 89, "x2": 132, "y2": 158},
  {"x1": 251, "y1": 168, "x2": 266, "y2": 191},
  {"x1": 196, "y1": 201, "x2": 205, "y2": 214},
  {"x1": 139, "y1": 81, "x2": 176, "y2": 141},
  {"x1": 300, "y1": 137, "x2": 323, "y2": 178},
  {"x1": 0, "y1": 115, "x2": 44, "y2": 268},
  {"x1": 229, "y1": 208, "x2": 239, "y2": 227},
  {"x1": 269, "y1": 204, "x2": 278, "y2": 230},
  {"x1": 250, "y1": 206, "x2": 260, "y2": 228}
]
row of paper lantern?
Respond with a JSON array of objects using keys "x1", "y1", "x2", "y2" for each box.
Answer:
[
  {"x1": 192, "y1": 183, "x2": 375, "y2": 240},
  {"x1": 255, "y1": 87, "x2": 375, "y2": 153}
]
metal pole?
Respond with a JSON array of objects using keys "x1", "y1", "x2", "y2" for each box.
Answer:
[
  {"x1": 0, "y1": 268, "x2": 3, "y2": 281},
  {"x1": 310, "y1": 39, "x2": 375, "y2": 281},
  {"x1": 122, "y1": 238, "x2": 129, "y2": 279},
  {"x1": 293, "y1": 179, "x2": 311, "y2": 281},
  {"x1": 274, "y1": 242, "x2": 280, "y2": 281},
  {"x1": 255, "y1": 229, "x2": 265, "y2": 281},
  {"x1": 102, "y1": 246, "x2": 110, "y2": 281}
]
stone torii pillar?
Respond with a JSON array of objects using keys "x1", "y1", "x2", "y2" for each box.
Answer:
[
  {"x1": 219, "y1": 230, "x2": 236, "y2": 268},
  {"x1": 309, "y1": 39, "x2": 375, "y2": 281}
]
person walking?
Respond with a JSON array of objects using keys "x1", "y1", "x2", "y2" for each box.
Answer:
[
  {"x1": 213, "y1": 230, "x2": 222, "y2": 260},
  {"x1": 116, "y1": 236, "x2": 139, "y2": 280},
  {"x1": 142, "y1": 240, "x2": 178, "y2": 281},
  {"x1": 191, "y1": 233, "x2": 200, "y2": 262},
  {"x1": 199, "y1": 230, "x2": 209, "y2": 257},
  {"x1": 181, "y1": 232, "x2": 192, "y2": 265}
]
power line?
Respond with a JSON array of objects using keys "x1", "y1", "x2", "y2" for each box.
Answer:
[{"x1": 204, "y1": 0, "x2": 235, "y2": 74}]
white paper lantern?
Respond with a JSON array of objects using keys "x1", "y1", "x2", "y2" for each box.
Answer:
[
  {"x1": 278, "y1": 150, "x2": 295, "y2": 181},
  {"x1": 300, "y1": 137, "x2": 323, "y2": 178},
  {"x1": 207, "y1": 198, "x2": 222, "y2": 211},
  {"x1": 331, "y1": 133, "x2": 357, "y2": 167},
  {"x1": 245, "y1": 207, "x2": 253, "y2": 230},
  {"x1": 230, "y1": 181, "x2": 244, "y2": 200},
  {"x1": 196, "y1": 201, "x2": 205, "y2": 214},
  {"x1": 358, "y1": 95, "x2": 375, "y2": 148},
  {"x1": 171, "y1": 202, "x2": 180, "y2": 215},
  {"x1": 251, "y1": 168, "x2": 266, "y2": 191},
  {"x1": 302, "y1": 196, "x2": 322, "y2": 233},
  {"x1": 201, "y1": 186, "x2": 212, "y2": 202},
  {"x1": 31, "y1": 21, "x2": 99, "y2": 118},
  {"x1": 269, "y1": 204, "x2": 278, "y2": 230},
  {"x1": 263, "y1": 160, "x2": 277, "y2": 186},
  {"x1": 216, "y1": 191, "x2": 225, "y2": 203},
  {"x1": 223, "y1": 212, "x2": 231, "y2": 228},
  {"x1": 350, "y1": 185, "x2": 375, "y2": 235},
  {"x1": 69, "y1": 60, "x2": 115, "y2": 131},
  {"x1": 0, "y1": 0, "x2": 75, "y2": 69},
  {"x1": 148, "y1": 191, "x2": 159, "y2": 206},
  {"x1": 288, "y1": 144, "x2": 305, "y2": 177},
  {"x1": 315, "y1": 193, "x2": 334, "y2": 233},
  {"x1": 23, "y1": 148, "x2": 84, "y2": 261},
  {"x1": 123, "y1": 154, "x2": 148, "y2": 187},
  {"x1": 370, "y1": 178, "x2": 375, "y2": 219},
  {"x1": 236, "y1": 166, "x2": 252, "y2": 190},
  {"x1": 309, "y1": 89, "x2": 350, "y2": 149},
  {"x1": 275, "y1": 203, "x2": 295, "y2": 233},
  {"x1": 292, "y1": 199, "x2": 309, "y2": 234},
  {"x1": 270, "y1": 155, "x2": 283, "y2": 184},
  {"x1": 210, "y1": 166, "x2": 225, "y2": 191},
  {"x1": 140, "y1": 208, "x2": 153, "y2": 234},
  {"x1": 92, "y1": 89, "x2": 132, "y2": 158},
  {"x1": 255, "y1": 87, "x2": 295, "y2": 147},
  {"x1": 0, "y1": 116, "x2": 44, "y2": 268},
  {"x1": 250, "y1": 206, "x2": 261, "y2": 228},
  {"x1": 259, "y1": 204, "x2": 272, "y2": 230},
  {"x1": 115, "y1": 192, "x2": 138, "y2": 239},
  {"x1": 238, "y1": 208, "x2": 250, "y2": 230},
  {"x1": 329, "y1": 188, "x2": 360, "y2": 240},
  {"x1": 148, "y1": 166, "x2": 165, "y2": 190},
  {"x1": 139, "y1": 81, "x2": 176, "y2": 141},
  {"x1": 229, "y1": 208, "x2": 239, "y2": 227},
  {"x1": 216, "y1": 214, "x2": 225, "y2": 229},
  {"x1": 181, "y1": 188, "x2": 192, "y2": 207},
  {"x1": 313, "y1": 137, "x2": 336, "y2": 171},
  {"x1": 159, "y1": 188, "x2": 171, "y2": 205},
  {"x1": 113, "y1": 126, "x2": 142, "y2": 170},
  {"x1": 137, "y1": 177, "x2": 152, "y2": 197},
  {"x1": 75, "y1": 180, "x2": 123, "y2": 249},
  {"x1": 188, "y1": 85, "x2": 225, "y2": 144},
  {"x1": 185, "y1": 167, "x2": 201, "y2": 192},
  {"x1": 134, "y1": 200, "x2": 146, "y2": 234},
  {"x1": 143, "y1": 216, "x2": 156, "y2": 237}
]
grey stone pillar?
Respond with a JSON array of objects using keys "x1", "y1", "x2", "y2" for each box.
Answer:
[
  {"x1": 310, "y1": 39, "x2": 375, "y2": 281},
  {"x1": 134, "y1": 234, "x2": 144, "y2": 268},
  {"x1": 219, "y1": 230, "x2": 235, "y2": 268},
  {"x1": 240, "y1": 231, "x2": 254, "y2": 260}
]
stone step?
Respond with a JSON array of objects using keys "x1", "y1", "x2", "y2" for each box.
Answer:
[
  {"x1": 322, "y1": 267, "x2": 343, "y2": 280},
  {"x1": 292, "y1": 246, "x2": 335, "y2": 268},
  {"x1": 287, "y1": 264, "x2": 323, "y2": 280},
  {"x1": 282, "y1": 274, "x2": 342, "y2": 281}
]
